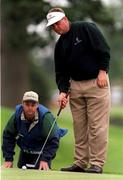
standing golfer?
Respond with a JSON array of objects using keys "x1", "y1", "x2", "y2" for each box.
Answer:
[
  {"x1": 46, "y1": 8, "x2": 111, "y2": 173},
  {"x1": 2, "y1": 91, "x2": 67, "y2": 170}
]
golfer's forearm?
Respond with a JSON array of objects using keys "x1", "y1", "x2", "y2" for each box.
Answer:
[
  {"x1": 2, "y1": 135, "x2": 15, "y2": 161},
  {"x1": 5, "y1": 156, "x2": 14, "y2": 162},
  {"x1": 55, "y1": 42, "x2": 70, "y2": 93},
  {"x1": 99, "y1": 54, "x2": 110, "y2": 72},
  {"x1": 2, "y1": 133, "x2": 16, "y2": 161},
  {"x1": 55, "y1": 73, "x2": 70, "y2": 93},
  {"x1": 2, "y1": 114, "x2": 17, "y2": 161},
  {"x1": 2, "y1": 140, "x2": 15, "y2": 162}
]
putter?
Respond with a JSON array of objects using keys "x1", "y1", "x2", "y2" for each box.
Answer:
[{"x1": 26, "y1": 92, "x2": 70, "y2": 169}]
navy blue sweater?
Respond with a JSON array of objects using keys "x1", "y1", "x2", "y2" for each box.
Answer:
[{"x1": 54, "y1": 21, "x2": 110, "y2": 93}]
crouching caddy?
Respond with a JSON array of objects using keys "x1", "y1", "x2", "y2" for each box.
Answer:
[{"x1": 2, "y1": 91, "x2": 67, "y2": 170}]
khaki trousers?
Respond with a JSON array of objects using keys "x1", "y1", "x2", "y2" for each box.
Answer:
[{"x1": 69, "y1": 77, "x2": 111, "y2": 168}]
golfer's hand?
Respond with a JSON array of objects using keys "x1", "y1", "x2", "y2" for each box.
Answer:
[
  {"x1": 39, "y1": 161, "x2": 49, "y2": 170},
  {"x1": 3, "y1": 161, "x2": 13, "y2": 168},
  {"x1": 58, "y1": 92, "x2": 68, "y2": 109},
  {"x1": 97, "y1": 70, "x2": 108, "y2": 88}
]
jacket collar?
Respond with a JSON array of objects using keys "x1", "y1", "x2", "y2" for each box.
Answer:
[{"x1": 21, "y1": 111, "x2": 38, "y2": 121}]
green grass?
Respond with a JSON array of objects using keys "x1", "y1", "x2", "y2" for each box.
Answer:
[
  {"x1": 110, "y1": 106, "x2": 123, "y2": 119},
  {"x1": 1, "y1": 169, "x2": 123, "y2": 180},
  {"x1": 1, "y1": 106, "x2": 123, "y2": 180}
]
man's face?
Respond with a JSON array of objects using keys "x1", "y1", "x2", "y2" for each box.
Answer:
[
  {"x1": 51, "y1": 17, "x2": 70, "y2": 35},
  {"x1": 23, "y1": 101, "x2": 38, "y2": 120}
]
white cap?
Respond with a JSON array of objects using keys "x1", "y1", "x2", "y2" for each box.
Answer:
[
  {"x1": 46, "y1": 12, "x2": 65, "y2": 27},
  {"x1": 23, "y1": 91, "x2": 39, "y2": 102}
]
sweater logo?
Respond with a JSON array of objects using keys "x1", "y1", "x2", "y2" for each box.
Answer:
[{"x1": 74, "y1": 37, "x2": 82, "y2": 45}]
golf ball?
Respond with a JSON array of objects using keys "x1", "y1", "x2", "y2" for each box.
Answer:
[{"x1": 22, "y1": 165, "x2": 27, "y2": 170}]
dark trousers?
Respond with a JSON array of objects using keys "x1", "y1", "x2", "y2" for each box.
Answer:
[{"x1": 17, "y1": 151, "x2": 51, "y2": 169}]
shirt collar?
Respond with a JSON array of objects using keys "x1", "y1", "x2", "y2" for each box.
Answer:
[{"x1": 21, "y1": 111, "x2": 38, "y2": 121}]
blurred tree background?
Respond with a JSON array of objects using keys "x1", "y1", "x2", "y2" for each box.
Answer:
[{"x1": 1, "y1": 0, "x2": 123, "y2": 107}]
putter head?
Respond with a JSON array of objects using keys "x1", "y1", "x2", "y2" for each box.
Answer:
[{"x1": 26, "y1": 164, "x2": 36, "y2": 168}]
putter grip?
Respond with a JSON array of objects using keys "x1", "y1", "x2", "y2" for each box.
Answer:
[{"x1": 57, "y1": 91, "x2": 70, "y2": 116}]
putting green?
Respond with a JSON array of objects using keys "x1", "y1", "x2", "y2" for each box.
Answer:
[{"x1": 1, "y1": 168, "x2": 123, "y2": 180}]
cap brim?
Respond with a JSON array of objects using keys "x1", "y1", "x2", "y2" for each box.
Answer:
[
  {"x1": 23, "y1": 98, "x2": 38, "y2": 102},
  {"x1": 46, "y1": 14, "x2": 65, "y2": 27},
  {"x1": 46, "y1": 19, "x2": 60, "y2": 27}
]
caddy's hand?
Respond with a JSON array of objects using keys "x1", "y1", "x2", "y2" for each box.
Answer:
[
  {"x1": 3, "y1": 161, "x2": 13, "y2": 168},
  {"x1": 58, "y1": 92, "x2": 68, "y2": 109},
  {"x1": 39, "y1": 161, "x2": 49, "y2": 170},
  {"x1": 97, "y1": 70, "x2": 108, "y2": 88}
]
